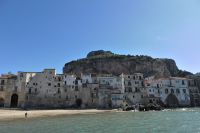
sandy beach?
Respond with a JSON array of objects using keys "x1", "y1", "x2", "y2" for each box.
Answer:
[{"x1": 0, "y1": 109, "x2": 115, "y2": 121}]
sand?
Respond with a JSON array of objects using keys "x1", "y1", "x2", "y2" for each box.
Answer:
[{"x1": 0, "y1": 109, "x2": 116, "y2": 121}]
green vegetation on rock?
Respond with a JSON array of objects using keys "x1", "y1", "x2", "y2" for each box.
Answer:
[{"x1": 63, "y1": 50, "x2": 193, "y2": 78}]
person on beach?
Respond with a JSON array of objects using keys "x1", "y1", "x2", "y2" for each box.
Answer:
[{"x1": 25, "y1": 112, "x2": 28, "y2": 118}]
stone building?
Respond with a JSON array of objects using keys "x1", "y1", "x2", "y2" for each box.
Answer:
[
  {"x1": 63, "y1": 74, "x2": 98, "y2": 108},
  {"x1": 0, "y1": 68, "x2": 197, "y2": 109},
  {"x1": 145, "y1": 77, "x2": 191, "y2": 107},
  {"x1": 18, "y1": 69, "x2": 66, "y2": 108},
  {"x1": 188, "y1": 79, "x2": 200, "y2": 106},
  {"x1": 97, "y1": 74, "x2": 125, "y2": 108},
  {"x1": 124, "y1": 73, "x2": 146, "y2": 106},
  {"x1": 0, "y1": 74, "x2": 24, "y2": 108}
]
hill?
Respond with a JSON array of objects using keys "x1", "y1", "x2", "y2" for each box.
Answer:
[{"x1": 63, "y1": 50, "x2": 193, "y2": 78}]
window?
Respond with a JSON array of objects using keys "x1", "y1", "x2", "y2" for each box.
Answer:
[
  {"x1": 65, "y1": 81, "x2": 67, "y2": 85},
  {"x1": 0, "y1": 86, "x2": 3, "y2": 91},
  {"x1": 35, "y1": 88, "x2": 37, "y2": 93},
  {"x1": 33, "y1": 83, "x2": 37, "y2": 86},
  {"x1": 149, "y1": 99, "x2": 153, "y2": 103},
  {"x1": 57, "y1": 83, "x2": 60, "y2": 87},
  {"x1": 1, "y1": 80, "x2": 5, "y2": 85},
  {"x1": 171, "y1": 89, "x2": 174, "y2": 94},
  {"x1": 66, "y1": 95, "x2": 68, "y2": 100},
  {"x1": 149, "y1": 89, "x2": 151, "y2": 92},
  {"x1": 183, "y1": 89, "x2": 186, "y2": 93},
  {"x1": 141, "y1": 81, "x2": 144, "y2": 87},
  {"x1": 29, "y1": 88, "x2": 32, "y2": 94},
  {"x1": 182, "y1": 80, "x2": 185, "y2": 85},
  {"x1": 135, "y1": 87, "x2": 139, "y2": 92},
  {"x1": 141, "y1": 95, "x2": 143, "y2": 98},
  {"x1": 157, "y1": 84, "x2": 159, "y2": 88},
  {"x1": 48, "y1": 83, "x2": 51, "y2": 86},
  {"x1": 57, "y1": 88, "x2": 61, "y2": 94},
  {"x1": 133, "y1": 95, "x2": 135, "y2": 98},
  {"x1": 176, "y1": 89, "x2": 180, "y2": 94},
  {"x1": 75, "y1": 86, "x2": 79, "y2": 91},
  {"x1": 165, "y1": 89, "x2": 168, "y2": 94},
  {"x1": 128, "y1": 81, "x2": 131, "y2": 86},
  {"x1": 128, "y1": 87, "x2": 132, "y2": 92},
  {"x1": 91, "y1": 93, "x2": 94, "y2": 98}
]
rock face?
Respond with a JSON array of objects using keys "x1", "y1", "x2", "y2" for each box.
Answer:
[{"x1": 63, "y1": 50, "x2": 191, "y2": 78}]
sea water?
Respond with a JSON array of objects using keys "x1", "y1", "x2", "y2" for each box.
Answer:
[{"x1": 0, "y1": 108, "x2": 200, "y2": 133}]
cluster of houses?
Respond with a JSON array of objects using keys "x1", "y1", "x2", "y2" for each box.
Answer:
[{"x1": 0, "y1": 68, "x2": 200, "y2": 109}]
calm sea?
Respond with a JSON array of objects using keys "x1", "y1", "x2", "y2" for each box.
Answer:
[{"x1": 0, "y1": 108, "x2": 200, "y2": 133}]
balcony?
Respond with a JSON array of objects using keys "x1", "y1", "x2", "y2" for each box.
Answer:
[{"x1": 99, "y1": 84, "x2": 112, "y2": 89}]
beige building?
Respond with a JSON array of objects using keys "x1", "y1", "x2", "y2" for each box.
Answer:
[
  {"x1": 0, "y1": 74, "x2": 24, "y2": 108},
  {"x1": 0, "y1": 68, "x2": 197, "y2": 109},
  {"x1": 124, "y1": 73, "x2": 146, "y2": 106},
  {"x1": 17, "y1": 69, "x2": 65, "y2": 108},
  {"x1": 96, "y1": 74, "x2": 125, "y2": 108}
]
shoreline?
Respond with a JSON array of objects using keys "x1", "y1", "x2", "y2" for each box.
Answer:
[{"x1": 0, "y1": 109, "x2": 116, "y2": 121}]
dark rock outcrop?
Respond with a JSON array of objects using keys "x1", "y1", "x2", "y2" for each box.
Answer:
[{"x1": 63, "y1": 50, "x2": 192, "y2": 78}]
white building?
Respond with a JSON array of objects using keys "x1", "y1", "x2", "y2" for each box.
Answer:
[
  {"x1": 63, "y1": 74, "x2": 95, "y2": 108},
  {"x1": 145, "y1": 77, "x2": 190, "y2": 107},
  {"x1": 0, "y1": 68, "x2": 195, "y2": 109}
]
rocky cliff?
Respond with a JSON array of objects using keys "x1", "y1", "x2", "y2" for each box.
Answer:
[{"x1": 63, "y1": 50, "x2": 192, "y2": 78}]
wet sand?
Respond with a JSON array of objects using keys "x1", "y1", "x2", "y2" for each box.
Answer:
[{"x1": 0, "y1": 109, "x2": 115, "y2": 121}]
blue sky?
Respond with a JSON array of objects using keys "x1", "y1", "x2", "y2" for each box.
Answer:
[{"x1": 0, "y1": 0, "x2": 200, "y2": 74}]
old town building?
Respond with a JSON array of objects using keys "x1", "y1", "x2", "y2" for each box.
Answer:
[{"x1": 0, "y1": 69, "x2": 198, "y2": 109}]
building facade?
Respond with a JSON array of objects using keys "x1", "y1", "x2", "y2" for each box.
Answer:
[
  {"x1": 145, "y1": 77, "x2": 191, "y2": 107},
  {"x1": 0, "y1": 69, "x2": 198, "y2": 109}
]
